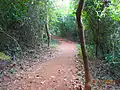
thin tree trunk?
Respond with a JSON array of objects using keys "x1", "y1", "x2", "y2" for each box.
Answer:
[
  {"x1": 76, "y1": 0, "x2": 91, "y2": 90},
  {"x1": 45, "y1": 19, "x2": 50, "y2": 47},
  {"x1": 45, "y1": 0, "x2": 50, "y2": 47},
  {"x1": 96, "y1": 18, "x2": 100, "y2": 58}
]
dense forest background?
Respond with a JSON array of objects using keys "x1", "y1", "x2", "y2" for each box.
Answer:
[{"x1": 0, "y1": 0, "x2": 120, "y2": 83}]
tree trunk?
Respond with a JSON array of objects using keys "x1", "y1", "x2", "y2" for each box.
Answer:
[
  {"x1": 96, "y1": 18, "x2": 100, "y2": 58},
  {"x1": 45, "y1": 22, "x2": 50, "y2": 47},
  {"x1": 76, "y1": 0, "x2": 91, "y2": 90}
]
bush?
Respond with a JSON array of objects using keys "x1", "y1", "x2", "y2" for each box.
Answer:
[{"x1": 0, "y1": 52, "x2": 10, "y2": 60}]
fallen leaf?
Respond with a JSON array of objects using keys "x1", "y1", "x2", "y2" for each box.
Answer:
[
  {"x1": 64, "y1": 78, "x2": 67, "y2": 81},
  {"x1": 51, "y1": 76, "x2": 55, "y2": 78},
  {"x1": 41, "y1": 81, "x2": 45, "y2": 84}
]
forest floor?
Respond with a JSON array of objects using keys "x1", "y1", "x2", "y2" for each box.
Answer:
[
  {"x1": 1, "y1": 37, "x2": 119, "y2": 90},
  {"x1": 0, "y1": 37, "x2": 83, "y2": 90}
]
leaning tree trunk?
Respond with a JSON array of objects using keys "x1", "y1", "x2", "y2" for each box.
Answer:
[{"x1": 76, "y1": 0, "x2": 91, "y2": 90}]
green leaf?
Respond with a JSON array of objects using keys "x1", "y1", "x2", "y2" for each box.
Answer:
[{"x1": 9, "y1": 68, "x2": 15, "y2": 74}]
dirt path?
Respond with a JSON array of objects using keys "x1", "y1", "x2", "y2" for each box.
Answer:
[{"x1": 3, "y1": 39, "x2": 82, "y2": 90}]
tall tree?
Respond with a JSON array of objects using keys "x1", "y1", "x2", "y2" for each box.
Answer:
[{"x1": 76, "y1": 0, "x2": 91, "y2": 90}]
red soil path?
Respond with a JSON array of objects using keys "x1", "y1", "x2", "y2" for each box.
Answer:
[{"x1": 5, "y1": 38, "x2": 82, "y2": 90}]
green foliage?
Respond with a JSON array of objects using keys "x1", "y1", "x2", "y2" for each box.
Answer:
[
  {"x1": 76, "y1": 44, "x2": 82, "y2": 57},
  {"x1": 0, "y1": 52, "x2": 10, "y2": 60},
  {"x1": 50, "y1": 39, "x2": 57, "y2": 48},
  {"x1": 51, "y1": 44, "x2": 57, "y2": 48},
  {"x1": 86, "y1": 45, "x2": 96, "y2": 59},
  {"x1": 48, "y1": 0, "x2": 79, "y2": 41},
  {"x1": 9, "y1": 68, "x2": 15, "y2": 74},
  {"x1": 81, "y1": 0, "x2": 120, "y2": 79},
  {"x1": 105, "y1": 54, "x2": 114, "y2": 62},
  {"x1": 105, "y1": 53, "x2": 120, "y2": 64},
  {"x1": 0, "y1": 0, "x2": 54, "y2": 55},
  {"x1": 108, "y1": 0, "x2": 120, "y2": 20},
  {"x1": 76, "y1": 44, "x2": 81, "y2": 49},
  {"x1": 82, "y1": 0, "x2": 120, "y2": 60}
]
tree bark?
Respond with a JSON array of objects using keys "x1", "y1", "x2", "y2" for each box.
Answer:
[
  {"x1": 76, "y1": 0, "x2": 91, "y2": 90},
  {"x1": 45, "y1": 21, "x2": 50, "y2": 47}
]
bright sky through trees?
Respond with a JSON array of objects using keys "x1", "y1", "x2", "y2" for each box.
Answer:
[
  {"x1": 54, "y1": 0, "x2": 70, "y2": 14},
  {"x1": 55, "y1": 0, "x2": 70, "y2": 7}
]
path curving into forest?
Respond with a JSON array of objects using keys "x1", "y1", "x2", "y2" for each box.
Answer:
[{"x1": 4, "y1": 37, "x2": 82, "y2": 90}]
